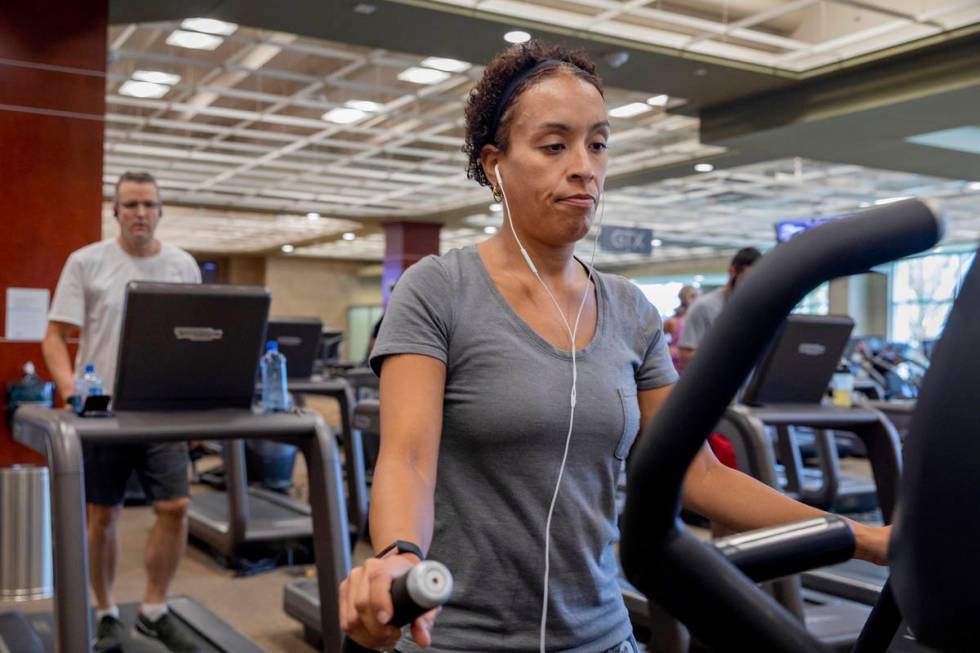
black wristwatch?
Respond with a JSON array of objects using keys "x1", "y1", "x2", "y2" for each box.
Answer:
[{"x1": 375, "y1": 540, "x2": 425, "y2": 561}]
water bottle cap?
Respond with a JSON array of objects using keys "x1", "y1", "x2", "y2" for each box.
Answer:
[
  {"x1": 24, "y1": 361, "x2": 36, "y2": 375},
  {"x1": 85, "y1": 364, "x2": 95, "y2": 373},
  {"x1": 266, "y1": 341, "x2": 278, "y2": 351}
]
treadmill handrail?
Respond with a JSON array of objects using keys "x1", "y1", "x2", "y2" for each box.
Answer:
[
  {"x1": 620, "y1": 199, "x2": 942, "y2": 653},
  {"x1": 287, "y1": 377, "x2": 369, "y2": 541},
  {"x1": 13, "y1": 406, "x2": 352, "y2": 653}
]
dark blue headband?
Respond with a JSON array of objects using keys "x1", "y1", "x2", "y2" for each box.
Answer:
[{"x1": 486, "y1": 59, "x2": 563, "y2": 144}]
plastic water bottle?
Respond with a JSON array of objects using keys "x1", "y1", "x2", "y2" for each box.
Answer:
[
  {"x1": 75, "y1": 364, "x2": 104, "y2": 400},
  {"x1": 5, "y1": 362, "x2": 54, "y2": 429},
  {"x1": 830, "y1": 364, "x2": 854, "y2": 408},
  {"x1": 261, "y1": 341, "x2": 290, "y2": 412}
]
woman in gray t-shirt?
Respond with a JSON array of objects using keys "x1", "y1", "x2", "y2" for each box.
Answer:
[{"x1": 340, "y1": 41, "x2": 890, "y2": 653}]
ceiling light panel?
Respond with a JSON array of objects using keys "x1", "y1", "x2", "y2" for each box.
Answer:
[
  {"x1": 131, "y1": 70, "x2": 182, "y2": 85},
  {"x1": 118, "y1": 80, "x2": 171, "y2": 98},
  {"x1": 166, "y1": 29, "x2": 225, "y2": 50},
  {"x1": 420, "y1": 56, "x2": 471, "y2": 73},
  {"x1": 322, "y1": 107, "x2": 367, "y2": 124},
  {"x1": 397, "y1": 66, "x2": 452, "y2": 84},
  {"x1": 181, "y1": 17, "x2": 239, "y2": 35},
  {"x1": 609, "y1": 102, "x2": 653, "y2": 119}
]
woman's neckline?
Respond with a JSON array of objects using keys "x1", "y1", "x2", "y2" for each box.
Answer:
[{"x1": 468, "y1": 244, "x2": 605, "y2": 358}]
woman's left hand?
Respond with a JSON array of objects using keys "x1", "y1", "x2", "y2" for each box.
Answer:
[{"x1": 852, "y1": 522, "x2": 891, "y2": 566}]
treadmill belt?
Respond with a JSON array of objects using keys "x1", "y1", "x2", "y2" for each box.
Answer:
[
  {"x1": 192, "y1": 490, "x2": 308, "y2": 522},
  {"x1": 190, "y1": 489, "x2": 312, "y2": 542},
  {"x1": 18, "y1": 598, "x2": 263, "y2": 653}
]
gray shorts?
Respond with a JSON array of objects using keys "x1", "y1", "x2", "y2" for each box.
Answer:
[{"x1": 83, "y1": 442, "x2": 190, "y2": 506}]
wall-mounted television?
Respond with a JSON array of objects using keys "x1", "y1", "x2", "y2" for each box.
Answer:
[{"x1": 774, "y1": 216, "x2": 844, "y2": 243}]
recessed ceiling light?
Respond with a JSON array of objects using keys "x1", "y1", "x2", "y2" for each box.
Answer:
[
  {"x1": 118, "y1": 80, "x2": 171, "y2": 99},
  {"x1": 609, "y1": 102, "x2": 652, "y2": 119},
  {"x1": 397, "y1": 67, "x2": 451, "y2": 85},
  {"x1": 345, "y1": 100, "x2": 382, "y2": 112},
  {"x1": 342, "y1": 232, "x2": 357, "y2": 241},
  {"x1": 353, "y1": 2, "x2": 377, "y2": 14},
  {"x1": 306, "y1": 212, "x2": 321, "y2": 220},
  {"x1": 646, "y1": 94, "x2": 669, "y2": 107},
  {"x1": 322, "y1": 107, "x2": 367, "y2": 124},
  {"x1": 694, "y1": 163, "x2": 714, "y2": 173},
  {"x1": 651, "y1": 238, "x2": 663, "y2": 247},
  {"x1": 131, "y1": 70, "x2": 181, "y2": 86},
  {"x1": 166, "y1": 30, "x2": 224, "y2": 50},
  {"x1": 281, "y1": 244, "x2": 295, "y2": 253},
  {"x1": 504, "y1": 30, "x2": 531, "y2": 44},
  {"x1": 421, "y1": 56, "x2": 471, "y2": 73},
  {"x1": 180, "y1": 17, "x2": 238, "y2": 35},
  {"x1": 484, "y1": 226, "x2": 498, "y2": 235},
  {"x1": 489, "y1": 202, "x2": 503, "y2": 213}
]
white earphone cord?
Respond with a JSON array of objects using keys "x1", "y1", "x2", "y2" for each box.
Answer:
[{"x1": 495, "y1": 166, "x2": 606, "y2": 653}]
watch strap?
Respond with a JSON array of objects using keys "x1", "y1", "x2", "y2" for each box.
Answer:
[{"x1": 375, "y1": 539, "x2": 425, "y2": 561}]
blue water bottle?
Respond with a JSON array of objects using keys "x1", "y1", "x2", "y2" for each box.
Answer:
[
  {"x1": 261, "y1": 341, "x2": 290, "y2": 412},
  {"x1": 75, "y1": 364, "x2": 104, "y2": 400}
]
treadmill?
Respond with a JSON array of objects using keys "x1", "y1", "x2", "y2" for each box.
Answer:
[
  {"x1": 7, "y1": 406, "x2": 350, "y2": 653},
  {"x1": 1, "y1": 283, "x2": 353, "y2": 652},
  {"x1": 283, "y1": 399, "x2": 379, "y2": 648},
  {"x1": 188, "y1": 316, "x2": 367, "y2": 561},
  {"x1": 737, "y1": 314, "x2": 880, "y2": 514}
]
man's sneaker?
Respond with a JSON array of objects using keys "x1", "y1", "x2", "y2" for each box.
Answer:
[
  {"x1": 92, "y1": 615, "x2": 125, "y2": 653},
  {"x1": 134, "y1": 612, "x2": 200, "y2": 653}
]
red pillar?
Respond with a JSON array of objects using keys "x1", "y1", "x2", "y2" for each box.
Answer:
[
  {"x1": 381, "y1": 221, "x2": 442, "y2": 305},
  {"x1": 0, "y1": 2, "x2": 107, "y2": 465}
]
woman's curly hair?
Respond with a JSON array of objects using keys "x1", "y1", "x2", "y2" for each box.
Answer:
[{"x1": 463, "y1": 40, "x2": 604, "y2": 188}]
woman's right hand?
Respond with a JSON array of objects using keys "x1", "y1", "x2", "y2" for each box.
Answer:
[{"x1": 339, "y1": 555, "x2": 440, "y2": 650}]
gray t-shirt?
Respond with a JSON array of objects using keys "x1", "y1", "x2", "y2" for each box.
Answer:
[
  {"x1": 370, "y1": 246, "x2": 677, "y2": 652},
  {"x1": 677, "y1": 287, "x2": 728, "y2": 351}
]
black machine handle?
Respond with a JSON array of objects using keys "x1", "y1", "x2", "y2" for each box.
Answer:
[
  {"x1": 713, "y1": 516, "x2": 855, "y2": 583},
  {"x1": 620, "y1": 199, "x2": 942, "y2": 653},
  {"x1": 342, "y1": 561, "x2": 453, "y2": 653}
]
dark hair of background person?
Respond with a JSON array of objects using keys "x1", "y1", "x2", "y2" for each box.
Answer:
[
  {"x1": 731, "y1": 247, "x2": 762, "y2": 273},
  {"x1": 462, "y1": 40, "x2": 605, "y2": 188},
  {"x1": 114, "y1": 171, "x2": 160, "y2": 199}
]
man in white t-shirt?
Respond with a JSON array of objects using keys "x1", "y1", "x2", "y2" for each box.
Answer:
[{"x1": 42, "y1": 172, "x2": 202, "y2": 653}]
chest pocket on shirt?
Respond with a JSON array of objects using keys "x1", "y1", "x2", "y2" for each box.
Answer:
[{"x1": 615, "y1": 386, "x2": 641, "y2": 460}]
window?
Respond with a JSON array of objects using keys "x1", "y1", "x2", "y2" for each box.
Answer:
[
  {"x1": 890, "y1": 252, "x2": 975, "y2": 344},
  {"x1": 793, "y1": 283, "x2": 829, "y2": 315},
  {"x1": 634, "y1": 280, "x2": 685, "y2": 317},
  {"x1": 631, "y1": 274, "x2": 727, "y2": 319}
]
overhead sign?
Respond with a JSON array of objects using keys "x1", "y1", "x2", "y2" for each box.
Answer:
[{"x1": 599, "y1": 226, "x2": 654, "y2": 256}]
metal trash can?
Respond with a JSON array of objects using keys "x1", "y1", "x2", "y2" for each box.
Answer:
[{"x1": 0, "y1": 465, "x2": 53, "y2": 601}]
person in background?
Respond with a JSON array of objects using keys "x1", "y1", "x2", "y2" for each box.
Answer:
[
  {"x1": 663, "y1": 284, "x2": 700, "y2": 371},
  {"x1": 42, "y1": 171, "x2": 202, "y2": 653},
  {"x1": 677, "y1": 247, "x2": 761, "y2": 470},
  {"x1": 678, "y1": 247, "x2": 761, "y2": 371}
]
